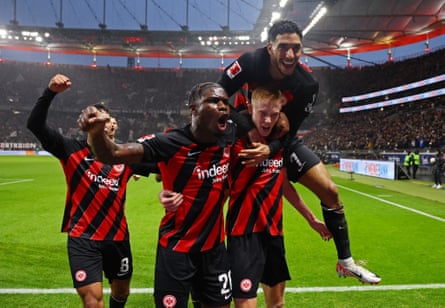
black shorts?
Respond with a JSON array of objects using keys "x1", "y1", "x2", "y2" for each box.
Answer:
[
  {"x1": 284, "y1": 137, "x2": 321, "y2": 182},
  {"x1": 154, "y1": 243, "x2": 232, "y2": 307},
  {"x1": 67, "y1": 237, "x2": 132, "y2": 288},
  {"x1": 227, "y1": 233, "x2": 290, "y2": 299}
]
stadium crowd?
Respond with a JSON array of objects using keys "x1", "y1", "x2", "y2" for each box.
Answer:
[
  {"x1": 302, "y1": 98, "x2": 445, "y2": 152},
  {"x1": 0, "y1": 47, "x2": 444, "y2": 153},
  {"x1": 301, "y1": 47, "x2": 445, "y2": 152}
]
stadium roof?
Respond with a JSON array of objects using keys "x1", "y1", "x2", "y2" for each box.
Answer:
[{"x1": 1, "y1": 0, "x2": 444, "y2": 65}]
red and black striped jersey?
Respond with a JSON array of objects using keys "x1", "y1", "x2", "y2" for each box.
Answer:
[
  {"x1": 226, "y1": 136, "x2": 284, "y2": 236},
  {"x1": 138, "y1": 125, "x2": 236, "y2": 253},
  {"x1": 27, "y1": 88, "x2": 152, "y2": 241},
  {"x1": 58, "y1": 143, "x2": 142, "y2": 240}
]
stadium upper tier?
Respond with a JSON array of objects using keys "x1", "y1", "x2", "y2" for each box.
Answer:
[{"x1": 0, "y1": 46, "x2": 443, "y2": 152}]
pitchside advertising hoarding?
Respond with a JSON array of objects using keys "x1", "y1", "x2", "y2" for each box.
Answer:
[
  {"x1": 339, "y1": 153, "x2": 437, "y2": 179},
  {"x1": 340, "y1": 158, "x2": 396, "y2": 180}
]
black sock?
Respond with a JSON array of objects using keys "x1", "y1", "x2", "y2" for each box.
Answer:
[
  {"x1": 322, "y1": 203, "x2": 351, "y2": 260},
  {"x1": 110, "y1": 295, "x2": 127, "y2": 308}
]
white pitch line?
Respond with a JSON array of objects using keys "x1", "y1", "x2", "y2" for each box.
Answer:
[
  {"x1": 283, "y1": 283, "x2": 445, "y2": 293},
  {"x1": 0, "y1": 179, "x2": 34, "y2": 186},
  {"x1": 338, "y1": 184, "x2": 445, "y2": 223},
  {"x1": 1, "y1": 284, "x2": 444, "y2": 294}
]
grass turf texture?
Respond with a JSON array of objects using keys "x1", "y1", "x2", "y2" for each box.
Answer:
[{"x1": 1, "y1": 156, "x2": 444, "y2": 307}]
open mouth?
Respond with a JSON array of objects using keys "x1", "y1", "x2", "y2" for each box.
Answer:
[
  {"x1": 282, "y1": 60, "x2": 295, "y2": 69},
  {"x1": 260, "y1": 125, "x2": 272, "y2": 136},
  {"x1": 217, "y1": 114, "x2": 229, "y2": 130}
]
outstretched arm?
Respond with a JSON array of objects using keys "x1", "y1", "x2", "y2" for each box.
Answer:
[
  {"x1": 77, "y1": 105, "x2": 144, "y2": 164},
  {"x1": 282, "y1": 171, "x2": 332, "y2": 241}
]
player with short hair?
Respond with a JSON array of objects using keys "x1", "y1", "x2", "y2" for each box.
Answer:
[
  {"x1": 227, "y1": 86, "x2": 331, "y2": 307},
  {"x1": 78, "y1": 82, "x2": 235, "y2": 308},
  {"x1": 218, "y1": 19, "x2": 381, "y2": 285},
  {"x1": 27, "y1": 74, "x2": 153, "y2": 307},
  {"x1": 159, "y1": 86, "x2": 331, "y2": 308}
]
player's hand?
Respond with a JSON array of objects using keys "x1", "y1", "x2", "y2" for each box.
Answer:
[
  {"x1": 77, "y1": 105, "x2": 110, "y2": 135},
  {"x1": 309, "y1": 219, "x2": 332, "y2": 241},
  {"x1": 238, "y1": 142, "x2": 270, "y2": 167},
  {"x1": 159, "y1": 189, "x2": 183, "y2": 212},
  {"x1": 48, "y1": 74, "x2": 72, "y2": 93}
]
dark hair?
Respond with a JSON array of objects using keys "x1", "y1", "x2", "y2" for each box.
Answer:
[
  {"x1": 268, "y1": 20, "x2": 302, "y2": 42},
  {"x1": 94, "y1": 102, "x2": 109, "y2": 113},
  {"x1": 187, "y1": 82, "x2": 222, "y2": 106}
]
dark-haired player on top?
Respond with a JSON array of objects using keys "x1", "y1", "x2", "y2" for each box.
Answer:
[
  {"x1": 78, "y1": 82, "x2": 235, "y2": 307},
  {"x1": 217, "y1": 19, "x2": 381, "y2": 285},
  {"x1": 27, "y1": 74, "x2": 153, "y2": 307}
]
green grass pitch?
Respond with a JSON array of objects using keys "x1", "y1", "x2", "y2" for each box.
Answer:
[{"x1": 1, "y1": 156, "x2": 444, "y2": 307}]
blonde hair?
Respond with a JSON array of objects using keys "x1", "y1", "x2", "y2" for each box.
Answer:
[{"x1": 251, "y1": 86, "x2": 284, "y2": 107}]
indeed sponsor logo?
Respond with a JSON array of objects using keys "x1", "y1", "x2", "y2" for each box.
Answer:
[
  {"x1": 194, "y1": 162, "x2": 229, "y2": 183},
  {"x1": 257, "y1": 158, "x2": 283, "y2": 174},
  {"x1": 86, "y1": 169, "x2": 120, "y2": 191}
]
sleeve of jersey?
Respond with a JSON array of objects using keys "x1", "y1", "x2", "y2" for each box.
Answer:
[
  {"x1": 217, "y1": 53, "x2": 255, "y2": 135},
  {"x1": 26, "y1": 88, "x2": 67, "y2": 158},
  {"x1": 217, "y1": 52, "x2": 253, "y2": 97},
  {"x1": 128, "y1": 162, "x2": 160, "y2": 176},
  {"x1": 139, "y1": 133, "x2": 174, "y2": 163}
]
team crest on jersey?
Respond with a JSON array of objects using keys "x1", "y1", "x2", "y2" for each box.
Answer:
[
  {"x1": 226, "y1": 61, "x2": 242, "y2": 79},
  {"x1": 75, "y1": 270, "x2": 87, "y2": 282},
  {"x1": 162, "y1": 294, "x2": 177, "y2": 308},
  {"x1": 113, "y1": 164, "x2": 125, "y2": 173},
  {"x1": 223, "y1": 146, "x2": 231, "y2": 158},
  {"x1": 240, "y1": 278, "x2": 252, "y2": 292},
  {"x1": 137, "y1": 133, "x2": 156, "y2": 142}
]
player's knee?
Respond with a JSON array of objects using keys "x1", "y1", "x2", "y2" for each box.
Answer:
[
  {"x1": 327, "y1": 180, "x2": 339, "y2": 198},
  {"x1": 112, "y1": 292, "x2": 129, "y2": 301},
  {"x1": 111, "y1": 287, "x2": 130, "y2": 301},
  {"x1": 267, "y1": 299, "x2": 285, "y2": 308},
  {"x1": 81, "y1": 294, "x2": 103, "y2": 308},
  {"x1": 110, "y1": 280, "x2": 130, "y2": 301},
  {"x1": 77, "y1": 286, "x2": 104, "y2": 308},
  {"x1": 264, "y1": 292, "x2": 285, "y2": 308},
  {"x1": 324, "y1": 179, "x2": 340, "y2": 202}
]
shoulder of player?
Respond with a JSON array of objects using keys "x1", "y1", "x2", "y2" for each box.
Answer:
[
  {"x1": 151, "y1": 126, "x2": 196, "y2": 148},
  {"x1": 237, "y1": 48, "x2": 265, "y2": 70}
]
